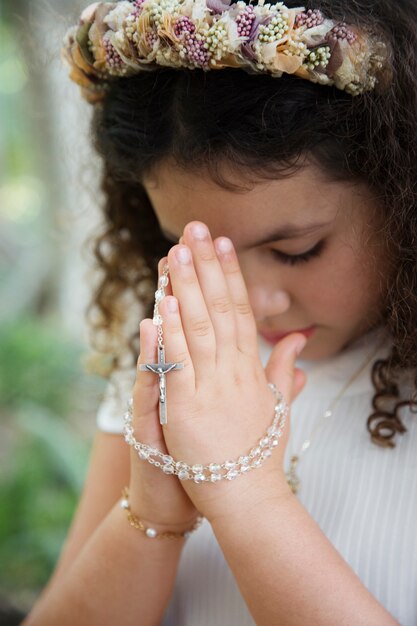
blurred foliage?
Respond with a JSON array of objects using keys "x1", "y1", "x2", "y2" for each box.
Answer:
[
  {"x1": 0, "y1": 316, "x2": 83, "y2": 414},
  {"x1": 0, "y1": 5, "x2": 107, "y2": 616},
  {"x1": 0, "y1": 316, "x2": 105, "y2": 611}
]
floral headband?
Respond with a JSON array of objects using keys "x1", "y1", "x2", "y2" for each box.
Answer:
[{"x1": 61, "y1": 0, "x2": 390, "y2": 104}]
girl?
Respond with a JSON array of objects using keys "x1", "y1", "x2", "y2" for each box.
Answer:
[{"x1": 25, "y1": 0, "x2": 416, "y2": 624}]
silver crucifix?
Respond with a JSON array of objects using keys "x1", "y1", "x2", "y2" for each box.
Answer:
[{"x1": 138, "y1": 344, "x2": 184, "y2": 425}]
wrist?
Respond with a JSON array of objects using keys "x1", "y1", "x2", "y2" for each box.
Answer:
[
  {"x1": 207, "y1": 469, "x2": 293, "y2": 527},
  {"x1": 121, "y1": 487, "x2": 204, "y2": 538}
]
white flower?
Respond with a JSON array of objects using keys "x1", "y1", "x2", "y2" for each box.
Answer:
[
  {"x1": 104, "y1": 1, "x2": 134, "y2": 32},
  {"x1": 300, "y1": 18, "x2": 334, "y2": 47}
]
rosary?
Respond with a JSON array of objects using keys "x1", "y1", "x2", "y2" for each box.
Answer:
[
  {"x1": 124, "y1": 263, "x2": 289, "y2": 485},
  {"x1": 137, "y1": 265, "x2": 183, "y2": 425}
]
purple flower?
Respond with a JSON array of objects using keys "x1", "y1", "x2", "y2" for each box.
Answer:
[{"x1": 206, "y1": 0, "x2": 232, "y2": 15}]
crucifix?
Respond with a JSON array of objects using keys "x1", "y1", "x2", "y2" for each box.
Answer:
[{"x1": 138, "y1": 344, "x2": 184, "y2": 425}]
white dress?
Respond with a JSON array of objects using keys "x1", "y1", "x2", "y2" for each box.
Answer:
[{"x1": 96, "y1": 327, "x2": 417, "y2": 626}]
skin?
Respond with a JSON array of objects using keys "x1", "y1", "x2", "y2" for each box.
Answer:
[
  {"x1": 24, "y1": 160, "x2": 396, "y2": 625},
  {"x1": 142, "y1": 157, "x2": 388, "y2": 361}
]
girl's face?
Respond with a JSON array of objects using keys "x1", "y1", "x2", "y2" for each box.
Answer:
[{"x1": 142, "y1": 159, "x2": 388, "y2": 360}]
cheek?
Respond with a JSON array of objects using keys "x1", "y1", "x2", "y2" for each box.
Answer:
[{"x1": 296, "y1": 244, "x2": 382, "y2": 323}]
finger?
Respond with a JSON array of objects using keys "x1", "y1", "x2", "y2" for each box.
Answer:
[
  {"x1": 158, "y1": 294, "x2": 196, "y2": 394},
  {"x1": 213, "y1": 236, "x2": 259, "y2": 357},
  {"x1": 181, "y1": 222, "x2": 237, "y2": 362},
  {"x1": 133, "y1": 318, "x2": 168, "y2": 450},
  {"x1": 266, "y1": 333, "x2": 307, "y2": 406},
  {"x1": 157, "y1": 256, "x2": 172, "y2": 297},
  {"x1": 291, "y1": 368, "x2": 307, "y2": 402},
  {"x1": 166, "y1": 244, "x2": 217, "y2": 379}
]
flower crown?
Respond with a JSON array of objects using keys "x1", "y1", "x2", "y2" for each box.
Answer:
[{"x1": 61, "y1": 0, "x2": 390, "y2": 104}]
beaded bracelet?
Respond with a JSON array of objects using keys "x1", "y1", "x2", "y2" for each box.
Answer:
[
  {"x1": 123, "y1": 382, "x2": 288, "y2": 484},
  {"x1": 120, "y1": 487, "x2": 204, "y2": 539}
]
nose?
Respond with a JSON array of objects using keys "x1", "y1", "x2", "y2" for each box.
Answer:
[{"x1": 247, "y1": 284, "x2": 291, "y2": 322}]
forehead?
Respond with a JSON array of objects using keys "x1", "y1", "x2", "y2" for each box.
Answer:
[{"x1": 143, "y1": 160, "x2": 371, "y2": 243}]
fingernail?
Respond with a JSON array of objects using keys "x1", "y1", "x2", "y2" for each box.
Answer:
[
  {"x1": 190, "y1": 223, "x2": 208, "y2": 240},
  {"x1": 215, "y1": 238, "x2": 233, "y2": 254},
  {"x1": 175, "y1": 246, "x2": 191, "y2": 264},
  {"x1": 166, "y1": 296, "x2": 178, "y2": 313}
]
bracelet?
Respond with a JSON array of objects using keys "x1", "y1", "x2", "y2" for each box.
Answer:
[
  {"x1": 123, "y1": 382, "x2": 288, "y2": 484},
  {"x1": 120, "y1": 487, "x2": 204, "y2": 539}
]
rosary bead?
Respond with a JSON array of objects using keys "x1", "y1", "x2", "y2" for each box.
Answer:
[{"x1": 155, "y1": 288, "x2": 165, "y2": 302}]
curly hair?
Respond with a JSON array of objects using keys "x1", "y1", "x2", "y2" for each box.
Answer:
[{"x1": 83, "y1": 0, "x2": 417, "y2": 448}]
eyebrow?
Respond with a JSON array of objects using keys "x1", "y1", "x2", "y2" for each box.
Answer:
[{"x1": 161, "y1": 221, "x2": 330, "y2": 247}]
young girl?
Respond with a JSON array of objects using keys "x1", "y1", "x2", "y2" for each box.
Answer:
[{"x1": 25, "y1": 0, "x2": 416, "y2": 624}]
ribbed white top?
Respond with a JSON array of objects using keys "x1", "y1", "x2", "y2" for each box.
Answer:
[{"x1": 96, "y1": 328, "x2": 417, "y2": 625}]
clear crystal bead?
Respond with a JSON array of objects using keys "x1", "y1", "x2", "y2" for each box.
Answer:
[
  {"x1": 139, "y1": 449, "x2": 150, "y2": 459},
  {"x1": 271, "y1": 438, "x2": 279, "y2": 447},
  {"x1": 176, "y1": 461, "x2": 189, "y2": 470},
  {"x1": 262, "y1": 449, "x2": 272, "y2": 459},
  {"x1": 158, "y1": 275, "x2": 169, "y2": 288},
  {"x1": 178, "y1": 469, "x2": 190, "y2": 480},
  {"x1": 209, "y1": 463, "x2": 222, "y2": 473},
  {"x1": 241, "y1": 465, "x2": 251, "y2": 473},
  {"x1": 123, "y1": 411, "x2": 131, "y2": 422},
  {"x1": 210, "y1": 473, "x2": 222, "y2": 482},
  {"x1": 251, "y1": 446, "x2": 261, "y2": 456},
  {"x1": 127, "y1": 397, "x2": 133, "y2": 408},
  {"x1": 260, "y1": 437, "x2": 270, "y2": 447},
  {"x1": 192, "y1": 464, "x2": 204, "y2": 473},
  {"x1": 224, "y1": 460, "x2": 236, "y2": 469},
  {"x1": 226, "y1": 470, "x2": 239, "y2": 480},
  {"x1": 153, "y1": 314, "x2": 163, "y2": 326},
  {"x1": 194, "y1": 473, "x2": 206, "y2": 483},
  {"x1": 155, "y1": 288, "x2": 165, "y2": 302},
  {"x1": 252, "y1": 459, "x2": 262, "y2": 468},
  {"x1": 162, "y1": 455, "x2": 173, "y2": 464},
  {"x1": 162, "y1": 464, "x2": 174, "y2": 474}
]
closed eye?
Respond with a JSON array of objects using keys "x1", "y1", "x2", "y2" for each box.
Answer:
[{"x1": 270, "y1": 240, "x2": 326, "y2": 266}]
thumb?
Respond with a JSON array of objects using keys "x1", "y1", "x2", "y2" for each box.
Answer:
[{"x1": 264, "y1": 333, "x2": 307, "y2": 406}]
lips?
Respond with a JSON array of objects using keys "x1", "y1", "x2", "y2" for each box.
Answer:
[{"x1": 259, "y1": 325, "x2": 316, "y2": 345}]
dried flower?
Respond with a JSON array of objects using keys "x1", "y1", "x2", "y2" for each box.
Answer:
[{"x1": 61, "y1": 0, "x2": 390, "y2": 103}]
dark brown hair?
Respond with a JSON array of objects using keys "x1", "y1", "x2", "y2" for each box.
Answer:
[{"x1": 84, "y1": 0, "x2": 417, "y2": 448}]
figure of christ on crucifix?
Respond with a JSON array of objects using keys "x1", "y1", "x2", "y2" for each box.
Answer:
[{"x1": 138, "y1": 344, "x2": 184, "y2": 425}]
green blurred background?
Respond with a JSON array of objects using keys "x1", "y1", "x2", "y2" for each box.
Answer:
[{"x1": 0, "y1": 0, "x2": 110, "y2": 619}]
